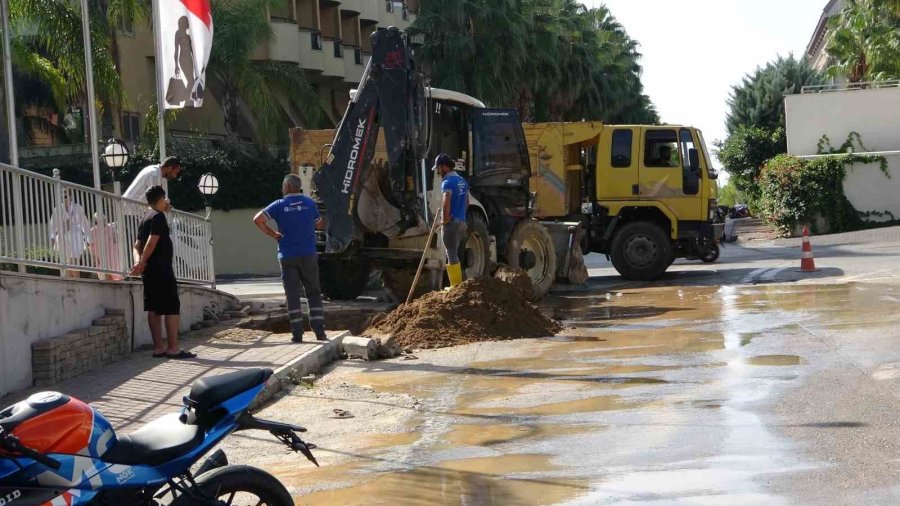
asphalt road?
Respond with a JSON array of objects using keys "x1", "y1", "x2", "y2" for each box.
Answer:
[{"x1": 221, "y1": 227, "x2": 900, "y2": 505}]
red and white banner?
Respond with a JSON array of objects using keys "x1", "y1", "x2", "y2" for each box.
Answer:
[{"x1": 157, "y1": 0, "x2": 213, "y2": 109}]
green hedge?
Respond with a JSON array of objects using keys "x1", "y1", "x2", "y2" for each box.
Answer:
[
  {"x1": 120, "y1": 138, "x2": 290, "y2": 212},
  {"x1": 759, "y1": 153, "x2": 889, "y2": 235}
]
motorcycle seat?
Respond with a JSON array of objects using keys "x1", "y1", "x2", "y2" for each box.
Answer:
[
  {"x1": 103, "y1": 413, "x2": 204, "y2": 466},
  {"x1": 188, "y1": 368, "x2": 274, "y2": 412}
]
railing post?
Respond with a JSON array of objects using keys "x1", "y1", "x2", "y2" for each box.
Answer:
[
  {"x1": 52, "y1": 169, "x2": 69, "y2": 275},
  {"x1": 205, "y1": 208, "x2": 216, "y2": 289},
  {"x1": 11, "y1": 171, "x2": 25, "y2": 273}
]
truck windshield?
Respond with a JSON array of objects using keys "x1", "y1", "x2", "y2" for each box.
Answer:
[{"x1": 696, "y1": 130, "x2": 717, "y2": 179}]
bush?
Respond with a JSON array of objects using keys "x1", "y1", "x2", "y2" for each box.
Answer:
[
  {"x1": 715, "y1": 127, "x2": 785, "y2": 204},
  {"x1": 120, "y1": 138, "x2": 290, "y2": 212},
  {"x1": 759, "y1": 154, "x2": 872, "y2": 235}
]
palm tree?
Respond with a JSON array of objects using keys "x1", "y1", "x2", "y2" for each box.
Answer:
[
  {"x1": 825, "y1": 0, "x2": 900, "y2": 82},
  {"x1": 410, "y1": 0, "x2": 657, "y2": 124},
  {"x1": 207, "y1": 0, "x2": 322, "y2": 143}
]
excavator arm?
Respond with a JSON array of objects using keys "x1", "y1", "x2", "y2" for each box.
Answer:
[{"x1": 313, "y1": 27, "x2": 426, "y2": 254}]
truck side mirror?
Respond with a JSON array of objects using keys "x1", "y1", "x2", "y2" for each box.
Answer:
[{"x1": 689, "y1": 148, "x2": 700, "y2": 173}]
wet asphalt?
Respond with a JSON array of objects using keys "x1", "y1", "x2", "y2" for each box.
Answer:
[{"x1": 242, "y1": 229, "x2": 900, "y2": 505}]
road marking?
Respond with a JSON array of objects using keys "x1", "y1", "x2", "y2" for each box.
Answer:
[
  {"x1": 760, "y1": 267, "x2": 788, "y2": 282},
  {"x1": 741, "y1": 267, "x2": 773, "y2": 284}
]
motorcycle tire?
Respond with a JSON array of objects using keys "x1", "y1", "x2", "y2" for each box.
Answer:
[{"x1": 171, "y1": 465, "x2": 293, "y2": 506}]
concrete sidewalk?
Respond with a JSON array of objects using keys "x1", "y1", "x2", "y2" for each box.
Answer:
[{"x1": 1, "y1": 324, "x2": 346, "y2": 433}]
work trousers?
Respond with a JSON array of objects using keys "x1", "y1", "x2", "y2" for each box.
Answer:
[
  {"x1": 442, "y1": 219, "x2": 467, "y2": 264},
  {"x1": 280, "y1": 255, "x2": 325, "y2": 338}
]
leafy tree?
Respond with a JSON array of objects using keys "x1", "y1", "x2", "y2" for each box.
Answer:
[
  {"x1": 714, "y1": 127, "x2": 785, "y2": 202},
  {"x1": 409, "y1": 0, "x2": 658, "y2": 124},
  {"x1": 825, "y1": 0, "x2": 900, "y2": 82},
  {"x1": 725, "y1": 55, "x2": 826, "y2": 135}
]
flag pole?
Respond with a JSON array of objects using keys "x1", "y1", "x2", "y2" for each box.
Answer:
[
  {"x1": 0, "y1": 0, "x2": 18, "y2": 167},
  {"x1": 152, "y1": 0, "x2": 168, "y2": 189},
  {"x1": 79, "y1": 0, "x2": 102, "y2": 189}
]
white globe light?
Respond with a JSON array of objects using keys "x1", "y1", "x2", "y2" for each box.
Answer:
[
  {"x1": 102, "y1": 141, "x2": 129, "y2": 169},
  {"x1": 198, "y1": 173, "x2": 220, "y2": 196}
]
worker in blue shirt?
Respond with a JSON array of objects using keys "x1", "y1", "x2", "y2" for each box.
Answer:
[
  {"x1": 433, "y1": 153, "x2": 469, "y2": 287},
  {"x1": 253, "y1": 174, "x2": 326, "y2": 343}
]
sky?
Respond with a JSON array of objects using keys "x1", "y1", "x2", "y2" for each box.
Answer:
[{"x1": 582, "y1": 0, "x2": 828, "y2": 171}]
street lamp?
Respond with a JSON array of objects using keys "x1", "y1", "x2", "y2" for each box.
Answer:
[
  {"x1": 198, "y1": 172, "x2": 219, "y2": 218},
  {"x1": 101, "y1": 139, "x2": 130, "y2": 195}
]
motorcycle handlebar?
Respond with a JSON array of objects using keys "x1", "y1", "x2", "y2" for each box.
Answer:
[{"x1": 0, "y1": 432, "x2": 62, "y2": 470}]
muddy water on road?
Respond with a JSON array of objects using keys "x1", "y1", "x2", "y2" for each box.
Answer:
[{"x1": 278, "y1": 283, "x2": 899, "y2": 505}]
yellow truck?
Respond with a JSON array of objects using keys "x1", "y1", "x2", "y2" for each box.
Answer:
[{"x1": 526, "y1": 122, "x2": 723, "y2": 281}]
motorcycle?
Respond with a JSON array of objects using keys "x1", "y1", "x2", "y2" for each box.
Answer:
[
  {"x1": 729, "y1": 204, "x2": 750, "y2": 220},
  {"x1": 0, "y1": 368, "x2": 317, "y2": 505}
]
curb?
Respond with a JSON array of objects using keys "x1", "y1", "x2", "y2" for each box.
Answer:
[{"x1": 251, "y1": 331, "x2": 349, "y2": 409}]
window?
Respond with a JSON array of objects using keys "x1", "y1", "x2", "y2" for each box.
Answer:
[
  {"x1": 311, "y1": 31, "x2": 323, "y2": 51},
  {"x1": 610, "y1": 129, "x2": 632, "y2": 168},
  {"x1": 472, "y1": 110, "x2": 529, "y2": 176},
  {"x1": 644, "y1": 129, "x2": 679, "y2": 168},
  {"x1": 680, "y1": 128, "x2": 699, "y2": 195},
  {"x1": 122, "y1": 112, "x2": 140, "y2": 143},
  {"x1": 118, "y1": 16, "x2": 134, "y2": 37}
]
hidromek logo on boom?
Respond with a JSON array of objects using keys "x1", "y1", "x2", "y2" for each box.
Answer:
[{"x1": 342, "y1": 118, "x2": 367, "y2": 194}]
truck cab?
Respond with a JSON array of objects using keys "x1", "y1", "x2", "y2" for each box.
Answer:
[{"x1": 528, "y1": 122, "x2": 723, "y2": 281}]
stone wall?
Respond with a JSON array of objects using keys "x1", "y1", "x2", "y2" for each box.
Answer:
[{"x1": 31, "y1": 309, "x2": 128, "y2": 387}]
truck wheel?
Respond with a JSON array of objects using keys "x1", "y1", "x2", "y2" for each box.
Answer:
[
  {"x1": 461, "y1": 214, "x2": 492, "y2": 280},
  {"x1": 610, "y1": 222, "x2": 673, "y2": 281},
  {"x1": 320, "y1": 257, "x2": 369, "y2": 300},
  {"x1": 508, "y1": 221, "x2": 556, "y2": 300}
]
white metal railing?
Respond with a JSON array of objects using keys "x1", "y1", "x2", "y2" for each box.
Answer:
[
  {"x1": 0, "y1": 163, "x2": 215, "y2": 286},
  {"x1": 801, "y1": 80, "x2": 900, "y2": 94}
]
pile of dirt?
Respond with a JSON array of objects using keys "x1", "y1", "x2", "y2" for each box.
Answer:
[
  {"x1": 364, "y1": 275, "x2": 561, "y2": 349},
  {"x1": 492, "y1": 266, "x2": 534, "y2": 300}
]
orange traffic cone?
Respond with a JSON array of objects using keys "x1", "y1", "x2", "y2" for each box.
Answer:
[{"x1": 800, "y1": 226, "x2": 817, "y2": 272}]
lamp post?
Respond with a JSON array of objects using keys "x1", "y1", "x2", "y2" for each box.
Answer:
[
  {"x1": 198, "y1": 172, "x2": 220, "y2": 219},
  {"x1": 101, "y1": 139, "x2": 130, "y2": 195},
  {"x1": 198, "y1": 173, "x2": 220, "y2": 288}
]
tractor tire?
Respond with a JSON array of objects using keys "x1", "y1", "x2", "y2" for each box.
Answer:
[
  {"x1": 460, "y1": 214, "x2": 492, "y2": 281},
  {"x1": 320, "y1": 256, "x2": 370, "y2": 300},
  {"x1": 610, "y1": 221, "x2": 673, "y2": 281},
  {"x1": 508, "y1": 220, "x2": 556, "y2": 300}
]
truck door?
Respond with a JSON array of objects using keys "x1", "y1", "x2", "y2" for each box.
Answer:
[
  {"x1": 596, "y1": 127, "x2": 639, "y2": 200},
  {"x1": 638, "y1": 128, "x2": 704, "y2": 221}
]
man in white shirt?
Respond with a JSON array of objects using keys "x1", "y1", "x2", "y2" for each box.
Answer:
[{"x1": 123, "y1": 156, "x2": 183, "y2": 202}]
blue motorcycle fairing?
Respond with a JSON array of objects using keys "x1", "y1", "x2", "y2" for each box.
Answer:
[{"x1": 0, "y1": 382, "x2": 267, "y2": 505}]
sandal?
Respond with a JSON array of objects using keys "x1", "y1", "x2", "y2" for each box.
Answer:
[
  {"x1": 152, "y1": 352, "x2": 168, "y2": 359},
  {"x1": 167, "y1": 350, "x2": 197, "y2": 360},
  {"x1": 331, "y1": 409, "x2": 354, "y2": 419}
]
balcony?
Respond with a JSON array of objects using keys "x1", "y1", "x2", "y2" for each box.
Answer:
[
  {"x1": 341, "y1": 0, "x2": 379, "y2": 21},
  {"x1": 322, "y1": 37, "x2": 345, "y2": 78},
  {"x1": 269, "y1": 18, "x2": 301, "y2": 64},
  {"x1": 299, "y1": 28, "x2": 325, "y2": 72},
  {"x1": 380, "y1": 1, "x2": 412, "y2": 27},
  {"x1": 344, "y1": 46, "x2": 364, "y2": 83}
]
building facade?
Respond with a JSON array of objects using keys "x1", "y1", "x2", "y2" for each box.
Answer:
[
  {"x1": 122, "y1": 0, "x2": 418, "y2": 146},
  {"x1": 805, "y1": 0, "x2": 843, "y2": 72}
]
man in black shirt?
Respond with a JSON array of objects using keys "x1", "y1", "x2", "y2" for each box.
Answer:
[{"x1": 130, "y1": 185, "x2": 196, "y2": 359}]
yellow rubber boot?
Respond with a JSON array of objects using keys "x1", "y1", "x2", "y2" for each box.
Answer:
[{"x1": 447, "y1": 263, "x2": 463, "y2": 288}]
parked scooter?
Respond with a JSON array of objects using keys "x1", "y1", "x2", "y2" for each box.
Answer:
[{"x1": 0, "y1": 368, "x2": 316, "y2": 505}]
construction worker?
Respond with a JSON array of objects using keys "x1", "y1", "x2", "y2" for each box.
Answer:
[
  {"x1": 433, "y1": 153, "x2": 468, "y2": 287},
  {"x1": 253, "y1": 174, "x2": 327, "y2": 343}
]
